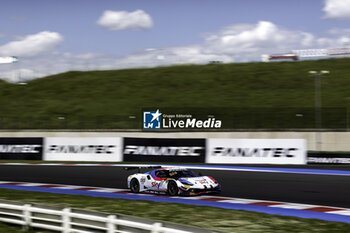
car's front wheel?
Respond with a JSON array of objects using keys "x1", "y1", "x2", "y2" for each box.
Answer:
[
  {"x1": 130, "y1": 178, "x2": 140, "y2": 193},
  {"x1": 167, "y1": 181, "x2": 179, "y2": 196}
]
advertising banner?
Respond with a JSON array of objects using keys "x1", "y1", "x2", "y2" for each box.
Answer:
[
  {"x1": 206, "y1": 139, "x2": 306, "y2": 164},
  {"x1": 0, "y1": 137, "x2": 43, "y2": 160},
  {"x1": 307, "y1": 153, "x2": 350, "y2": 164},
  {"x1": 44, "y1": 137, "x2": 122, "y2": 162},
  {"x1": 123, "y1": 138, "x2": 206, "y2": 163}
]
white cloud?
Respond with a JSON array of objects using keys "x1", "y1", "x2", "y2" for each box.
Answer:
[
  {"x1": 0, "y1": 31, "x2": 63, "y2": 57},
  {"x1": 97, "y1": 10, "x2": 153, "y2": 31},
  {"x1": 0, "y1": 68, "x2": 38, "y2": 83},
  {"x1": 113, "y1": 21, "x2": 322, "y2": 67},
  {"x1": 205, "y1": 22, "x2": 315, "y2": 53},
  {"x1": 122, "y1": 46, "x2": 234, "y2": 66},
  {"x1": 93, "y1": 21, "x2": 350, "y2": 65},
  {"x1": 1, "y1": 21, "x2": 350, "y2": 83},
  {"x1": 324, "y1": 0, "x2": 350, "y2": 19},
  {"x1": 201, "y1": 21, "x2": 350, "y2": 62},
  {"x1": 327, "y1": 28, "x2": 350, "y2": 36}
]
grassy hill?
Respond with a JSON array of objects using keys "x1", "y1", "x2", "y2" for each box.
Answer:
[{"x1": 0, "y1": 58, "x2": 350, "y2": 129}]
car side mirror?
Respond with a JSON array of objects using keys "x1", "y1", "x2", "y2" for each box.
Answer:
[{"x1": 147, "y1": 175, "x2": 151, "y2": 180}]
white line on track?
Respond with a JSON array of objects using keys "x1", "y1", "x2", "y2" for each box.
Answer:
[{"x1": 1, "y1": 163, "x2": 350, "y2": 176}]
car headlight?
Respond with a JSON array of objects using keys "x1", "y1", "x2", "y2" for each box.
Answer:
[
  {"x1": 208, "y1": 176, "x2": 218, "y2": 184},
  {"x1": 180, "y1": 181, "x2": 193, "y2": 186}
]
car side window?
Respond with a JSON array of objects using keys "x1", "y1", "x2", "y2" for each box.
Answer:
[{"x1": 155, "y1": 170, "x2": 168, "y2": 178}]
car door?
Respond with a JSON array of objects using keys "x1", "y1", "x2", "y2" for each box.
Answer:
[{"x1": 149, "y1": 170, "x2": 168, "y2": 191}]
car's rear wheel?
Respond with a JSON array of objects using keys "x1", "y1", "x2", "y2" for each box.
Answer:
[
  {"x1": 130, "y1": 178, "x2": 140, "y2": 193},
  {"x1": 167, "y1": 181, "x2": 178, "y2": 196}
]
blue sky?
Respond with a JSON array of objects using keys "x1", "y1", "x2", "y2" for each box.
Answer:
[{"x1": 0, "y1": 0, "x2": 350, "y2": 81}]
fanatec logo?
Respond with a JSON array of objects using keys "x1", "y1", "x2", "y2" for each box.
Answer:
[
  {"x1": 47, "y1": 145, "x2": 116, "y2": 154},
  {"x1": 124, "y1": 145, "x2": 203, "y2": 156},
  {"x1": 212, "y1": 147, "x2": 298, "y2": 158},
  {"x1": 0, "y1": 145, "x2": 42, "y2": 153}
]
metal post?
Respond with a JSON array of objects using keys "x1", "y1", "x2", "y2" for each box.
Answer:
[
  {"x1": 62, "y1": 208, "x2": 71, "y2": 233},
  {"x1": 314, "y1": 73, "x2": 322, "y2": 151},
  {"x1": 308, "y1": 70, "x2": 329, "y2": 151},
  {"x1": 347, "y1": 107, "x2": 350, "y2": 132},
  {"x1": 107, "y1": 215, "x2": 117, "y2": 233},
  {"x1": 23, "y1": 204, "x2": 32, "y2": 231},
  {"x1": 314, "y1": 74, "x2": 322, "y2": 130},
  {"x1": 151, "y1": 222, "x2": 162, "y2": 233}
]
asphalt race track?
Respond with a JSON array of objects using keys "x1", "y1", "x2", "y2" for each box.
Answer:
[{"x1": 0, "y1": 165, "x2": 349, "y2": 208}]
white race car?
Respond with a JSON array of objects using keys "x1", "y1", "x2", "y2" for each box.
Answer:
[{"x1": 127, "y1": 166, "x2": 221, "y2": 196}]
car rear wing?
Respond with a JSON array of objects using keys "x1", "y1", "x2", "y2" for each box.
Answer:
[{"x1": 124, "y1": 165, "x2": 162, "y2": 173}]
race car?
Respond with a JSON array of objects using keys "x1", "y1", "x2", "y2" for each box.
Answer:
[{"x1": 127, "y1": 166, "x2": 221, "y2": 196}]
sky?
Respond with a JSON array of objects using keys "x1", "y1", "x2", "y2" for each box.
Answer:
[{"x1": 0, "y1": 0, "x2": 350, "y2": 82}]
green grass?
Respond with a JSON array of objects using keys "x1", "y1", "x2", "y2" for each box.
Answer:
[
  {"x1": 0, "y1": 222, "x2": 37, "y2": 233},
  {"x1": 0, "y1": 189, "x2": 349, "y2": 233},
  {"x1": 0, "y1": 58, "x2": 350, "y2": 129}
]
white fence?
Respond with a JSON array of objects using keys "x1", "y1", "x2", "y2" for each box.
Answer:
[{"x1": 0, "y1": 200, "x2": 217, "y2": 233}]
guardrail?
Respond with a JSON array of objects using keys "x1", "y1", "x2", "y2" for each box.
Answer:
[{"x1": 0, "y1": 200, "x2": 220, "y2": 233}]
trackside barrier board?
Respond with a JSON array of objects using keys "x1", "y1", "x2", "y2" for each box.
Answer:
[
  {"x1": 0, "y1": 137, "x2": 43, "y2": 160},
  {"x1": 44, "y1": 137, "x2": 122, "y2": 162},
  {"x1": 206, "y1": 139, "x2": 306, "y2": 164},
  {"x1": 123, "y1": 137, "x2": 206, "y2": 163}
]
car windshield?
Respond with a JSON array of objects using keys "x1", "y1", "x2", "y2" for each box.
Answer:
[{"x1": 167, "y1": 170, "x2": 197, "y2": 178}]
